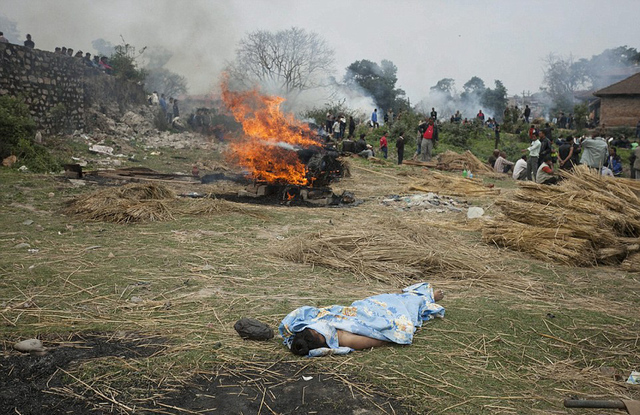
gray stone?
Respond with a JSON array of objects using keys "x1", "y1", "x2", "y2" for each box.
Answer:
[{"x1": 14, "y1": 338, "x2": 44, "y2": 353}]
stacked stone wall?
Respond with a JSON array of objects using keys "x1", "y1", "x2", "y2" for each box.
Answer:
[{"x1": 0, "y1": 42, "x2": 145, "y2": 133}]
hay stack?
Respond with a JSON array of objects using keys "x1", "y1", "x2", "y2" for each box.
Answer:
[
  {"x1": 437, "y1": 150, "x2": 493, "y2": 173},
  {"x1": 483, "y1": 165, "x2": 640, "y2": 266},
  {"x1": 65, "y1": 183, "x2": 176, "y2": 223},
  {"x1": 66, "y1": 183, "x2": 260, "y2": 223},
  {"x1": 409, "y1": 170, "x2": 500, "y2": 197}
]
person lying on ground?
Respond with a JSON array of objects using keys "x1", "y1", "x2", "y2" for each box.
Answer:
[{"x1": 279, "y1": 282, "x2": 445, "y2": 357}]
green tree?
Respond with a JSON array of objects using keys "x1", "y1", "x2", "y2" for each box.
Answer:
[
  {"x1": 460, "y1": 76, "x2": 486, "y2": 103},
  {"x1": 109, "y1": 39, "x2": 147, "y2": 83},
  {"x1": 481, "y1": 80, "x2": 508, "y2": 120},
  {"x1": 430, "y1": 78, "x2": 456, "y2": 98},
  {"x1": 344, "y1": 59, "x2": 407, "y2": 112},
  {"x1": 541, "y1": 53, "x2": 589, "y2": 112}
]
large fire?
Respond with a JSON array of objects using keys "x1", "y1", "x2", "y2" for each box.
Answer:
[{"x1": 221, "y1": 81, "x2": 321, "y2": 186}]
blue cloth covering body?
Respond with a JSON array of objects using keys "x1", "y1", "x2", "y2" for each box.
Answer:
[{"x1": 279, "y1": 283, "x2": 445, "y2": 356}]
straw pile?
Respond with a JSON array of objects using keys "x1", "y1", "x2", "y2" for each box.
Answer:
[
  {"x1": 483, "y1": 166, "x2": 640, "y2": 266},
  {"x1": 409, "y1": 170, "x2": 500, "y2": 197},
  {"x1": 437, "y1": 150, "x2": 493, "y2": 173},
  {"x1": 65, "y1": 183, "x2": 176, "y2": 223},
  {"x1": 278, "y1": 221, "x2": 489, "y2": 286},
  {"x1": 66, "y1": 183, "x2": 258, "y2": 223}
]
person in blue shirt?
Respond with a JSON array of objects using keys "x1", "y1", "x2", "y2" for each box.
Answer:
[
  {"x1": 606, "y1": 147, "x2": 623, "y2": 176},
  {"x1": 371, "y1": 108, "x2": 379, "y2": 128}
]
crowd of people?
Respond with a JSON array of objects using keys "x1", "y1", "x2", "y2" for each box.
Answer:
[
  {"x1": 147, "y1": 91, "x2": 181, "y2": 128},
  {"x1": 0, "y1": 32, "x2": 116, "y2": 75},
  {"x1": 489, "y1": 127, "x2": 639, "y2": 184}
]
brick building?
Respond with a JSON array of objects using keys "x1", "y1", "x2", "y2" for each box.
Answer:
[{"x1": 593, "y1": 72, "x2": 640, "y2": 127}]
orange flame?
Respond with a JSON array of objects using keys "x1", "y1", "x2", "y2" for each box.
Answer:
[{"x1": 221, "y1": 80, "x2": 320, "y2": 186}]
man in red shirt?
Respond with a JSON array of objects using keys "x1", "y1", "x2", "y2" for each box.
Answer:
[{"x1": 379, "y1": 132, "x2": 388, "y2": 159}]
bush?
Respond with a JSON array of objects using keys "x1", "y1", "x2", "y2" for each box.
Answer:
[{"x1": 0, "y1": 95, "x2": 61, "y2": 172}]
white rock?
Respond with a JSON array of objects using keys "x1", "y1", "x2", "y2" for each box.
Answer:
[
  {"x1": 467, "y1": 206, "x2": 485, "y2": 219},
  {"x1": 14, "y1": 338, "x2": 44, "y2": 352}
]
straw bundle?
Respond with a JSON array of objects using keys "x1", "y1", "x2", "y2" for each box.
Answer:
[
  {"x1": 409, "y1": 170, "x2": 500, "y2": 197},
  {"x1": 65, "y1": 183, "x2": 176, "y2": 223},
  {"x1": 621, "y1": 252, "x2": 640, "y2": 272},
  {"x1": 437, "y1": 150, "x2": 493, "y2": 173},
  {"x1": 483, "y1": 165, "x2": 640, "y2": 266}
]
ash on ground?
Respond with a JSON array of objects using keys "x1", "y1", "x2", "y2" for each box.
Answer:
[{"x1": 382, "y1": 193, "x2": 468, "y2": 213}]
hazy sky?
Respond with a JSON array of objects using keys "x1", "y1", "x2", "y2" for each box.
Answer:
[{"x1": 3, "y1": 0, "x2": 640, "y2": 104}]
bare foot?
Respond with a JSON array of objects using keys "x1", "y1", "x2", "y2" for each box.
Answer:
[{"x1": 434, "y1": 289, "x2": 444, "y2": 302}]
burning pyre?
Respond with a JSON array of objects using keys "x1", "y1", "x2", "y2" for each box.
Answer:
[{"x1": 221, "y1": 81, "x2": 350, "y2": 205}]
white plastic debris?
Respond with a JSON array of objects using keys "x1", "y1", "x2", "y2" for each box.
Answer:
[
  {"x1": 302, "y1": 376, "x2": 313, "y2": 381},
  {"x1": 467, "y1": 206, "x2": 485, "y2": 219},
  {"x1": 628, "y1": 371, "x2": 640, "y2": 384}
]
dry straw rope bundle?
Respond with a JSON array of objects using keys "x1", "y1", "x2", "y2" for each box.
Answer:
[{"x1": 483, "y1": 165, "x2": 640, "y2": 267}]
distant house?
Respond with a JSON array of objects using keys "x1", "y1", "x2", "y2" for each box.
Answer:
[{"x1": 593, "y1": 72, "x2": 640, "y2": 127}]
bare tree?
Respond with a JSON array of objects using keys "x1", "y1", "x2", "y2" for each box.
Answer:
[
  {"x1": 542, "y1": 53, "x2": 589, "y2": 111},
  {"x1": 227, "y1": 27, "x2": 334, "y2": 96}
]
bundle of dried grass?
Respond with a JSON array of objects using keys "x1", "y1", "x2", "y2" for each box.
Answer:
[
  {"x1": 65, "y1": 183, "x2": 176, "y2": 223},
  {"x1": 621, "y1": 252, "x2": 640, "y2": 272},
  {"x1": 409, "y1": 170, "x2": 500, "y2": 197},
  {"x1": 437, "y1": 150, "x2": 493, "y2": 173},
  {"x1": 483, "y1": 165, "x2": 640, "y2": 266}
]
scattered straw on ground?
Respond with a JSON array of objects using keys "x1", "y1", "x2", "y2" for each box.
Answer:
[
  {"x1": 483, "y1": 165, "x2": 640, "y2": 266},
  {"x1": 408, "y1": 169, "x2": 500, "y2": 197}
]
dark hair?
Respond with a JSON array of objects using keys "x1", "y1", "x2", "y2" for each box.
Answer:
[
  {"x1": 290, "y1": 328, "x2": 326, "y2": 356},
  {"x1": 543, "y1": 154, "x2": 552, "y2": 163},
  {"x1": 360, "y1": 133, "x2": 366, "y2": 139}
]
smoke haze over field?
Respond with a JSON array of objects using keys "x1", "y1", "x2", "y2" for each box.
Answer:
[{"x1": 3, "y1": 0, "x2": 640, "y2": 113}]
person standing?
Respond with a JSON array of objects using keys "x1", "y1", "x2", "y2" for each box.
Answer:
[
  {"x1": 371, "y1": 109, "x2": 379, "y2": 128},
  {"x1": 524, "y1": 105, "x2": 531, "y2": 123},
  {"x1": 396, "y1": 133, "x2": 405, "y2": 165},
  {"x1": 632, "y1": 144, "x2": 640, "y2": 179},
  {"x1": 476, "y1": 110, "x2": 485, "y2": 123},
  {"x1": 332, "y1": 118, "x2": 341, "y2": 140},
  {"x1": 379, "y1": 132, "x2": 388, "y2": 159},
  {"x1": 494, "y1": 123, "x2": 501, "y2": 149},
  {"x1": 635, "y1": 120, "x2": 640, "y2": 139},
  {"x1": 430, "y1": 107, "x2": 437, "y2": 121},
  {"x1": 523, "y1": 132, "x2": 541, "y2": 181},
  {"x1": 421, "y1": 119, "x2": 436, "y2": 162},
  {"x1": 558, "y1": 136, "x2": 576, "y2": 171},
  {"x1": 23, "y1": 34, "x2": 34, "y2": 48},
  {"x1": 173, "y1": 99, "x2": 180, "y2": 119},
  {"x1": 580, "y1": 134, "x2": 608, "y2": 172},
  {"x1": 538, "y1": 131, "x2": 552, "y2": 168},
  {"x1": 348, "y1": 116, "x2": 356, "y2": 138},
  {"x1": 0, "y1": 32, "x2": 9, "y2": 43}
]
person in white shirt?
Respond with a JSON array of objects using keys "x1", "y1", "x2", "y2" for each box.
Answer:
[
  {"x1": 523, "y1": 133, "x2": 541, "y2": 181},
  {"x1": 512, "y1": 155, "x2": 528, "y2": 180}
]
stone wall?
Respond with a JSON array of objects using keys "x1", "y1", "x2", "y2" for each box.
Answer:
[
  {"x1": 0, "y1": 42, "x2": 146, "y2": 133},
  {"x1": 600, "y1": 96, "x2": 640, "y2": 127}
]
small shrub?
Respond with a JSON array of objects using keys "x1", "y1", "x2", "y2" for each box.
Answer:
[{"x1": 0, "y1": 95, "x2": 61, "y2": 172}]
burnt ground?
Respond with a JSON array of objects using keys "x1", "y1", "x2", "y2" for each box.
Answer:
[{"x1": 1, "y1": 332, "x2": 409, "y2": 414}]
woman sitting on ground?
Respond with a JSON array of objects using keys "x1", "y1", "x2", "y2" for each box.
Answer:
[{"x1": 279, "y1": 282, "x2": 445, "y2": 357}]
